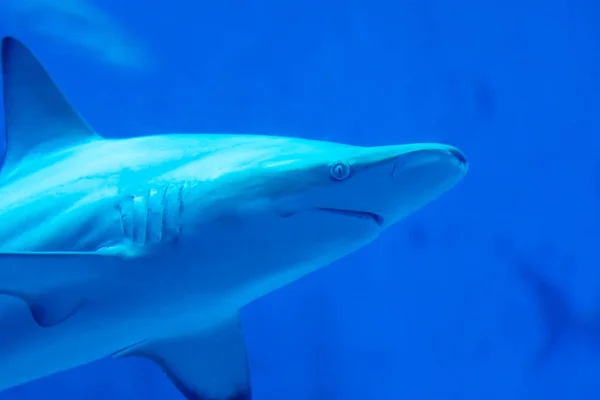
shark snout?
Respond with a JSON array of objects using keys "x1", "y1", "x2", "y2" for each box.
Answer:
[
  {"x1": 446, "y1": 146, "x2": 468, "y2": 168},
  {"x1": 388, "y1": 145, "x2": 468, "y2": 177},
  {"x1": 354, "y1": 143, "x2": 468, "y2": 227},
  {"x1": 359, "y1": 143, "x2": 467, "y2": 173}
]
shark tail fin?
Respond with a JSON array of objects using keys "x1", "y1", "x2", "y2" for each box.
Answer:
[
  {"x1": 517, "y1": 263, "x2": 576, "y2": 366},
  {"x1": 0, "y1": 36, "x2": 100, "y2": 179}
]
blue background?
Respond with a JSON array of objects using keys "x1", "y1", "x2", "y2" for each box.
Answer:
[{"x1": 1, "y1": 0, "x2": 600, "y2": 398}]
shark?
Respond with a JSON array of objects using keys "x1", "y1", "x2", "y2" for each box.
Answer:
[
  {"x1": 0, "y1": 36, "x2": 468, "y2": 400},
  {"x1": 510, "y1": 247, "x2": 600, "y2": 368}
]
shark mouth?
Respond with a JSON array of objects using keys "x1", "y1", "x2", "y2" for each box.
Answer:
[{"x1": 316, "y1": 208, "x2": 384, "y2": 226}]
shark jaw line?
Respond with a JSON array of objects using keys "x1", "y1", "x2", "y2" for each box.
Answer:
[{"x1": 315, "y1": 207, "x2": 384, "y2": 226}]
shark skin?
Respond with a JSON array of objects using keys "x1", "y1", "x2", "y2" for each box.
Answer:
[{"x1": 0, "y1": 36, "x2": 468, "y2": 400}]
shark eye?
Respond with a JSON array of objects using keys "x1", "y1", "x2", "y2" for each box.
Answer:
[{"x1": 330, "y1": 161, "x2": 351, "y2": 181}]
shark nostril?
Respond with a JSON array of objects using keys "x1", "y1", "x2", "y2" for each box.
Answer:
[{"x1": 448, "y1": 148, "x2": 468, "y2": 166}]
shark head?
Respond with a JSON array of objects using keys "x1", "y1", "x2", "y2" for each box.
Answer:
[
  {"x1": 272, "y1": 140, "x2": 468, "y2": 231},
  {"x1": 177, "y1": 136, "x2": 468, "y2": 279}
]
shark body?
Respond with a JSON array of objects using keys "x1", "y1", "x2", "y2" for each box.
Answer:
[{"x1": 0, "y1": 37, "x2": 468, "y2": 399}]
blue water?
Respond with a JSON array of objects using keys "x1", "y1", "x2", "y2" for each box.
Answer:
[{"x1": 1, "y1": 0, "x2": 599, "y2": 399}]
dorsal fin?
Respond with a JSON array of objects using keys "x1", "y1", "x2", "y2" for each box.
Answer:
[{"x1": 0, "y1": 36, "x2": 100, "y2": 175}]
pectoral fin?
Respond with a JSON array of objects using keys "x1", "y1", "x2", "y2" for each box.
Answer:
[
  {"x1": 0, "y1": 251, "x2": 133, "y2": 327},
  {"x1": 115, "y1": 317, "x2": 251, "y2": 400}
]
